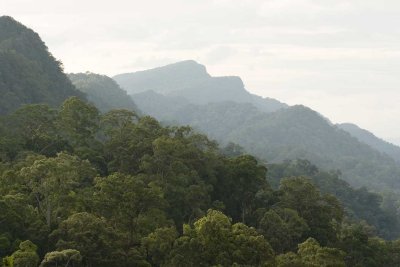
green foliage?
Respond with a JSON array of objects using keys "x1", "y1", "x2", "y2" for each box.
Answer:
[
  {"x1": 58, "y1": 97, "x2": 100, "y2": 147},
  {"x1": 339, "y1": 123, "x2": 400, "y2": 164},
  {"x1": 0, "y1": 16, "x2": 84, "y2": 115},
  {"x1": 11, "y1": 104, "x2": 63, "y2": 156},
  {"x1": 69, "y1": 72, "x2": 139, "y2": 113},
  {"x1": 278, "y1": 177, "x2": 343, "y2": 245},
  {"x1": 141, "y1": 227, "x2": 178, "y2": 266},
  {"x1": 258, "y1": 208, "x2": 309, "y2": 253},
  {"x1": 0, "y1": 96, "x2": 399, "y2": 266},
  {"x1": 277, "y1": 238, "x2": 345, "y2": 267},
  {"x1": 0, "y1": 194, "x2": 47, "y2": 258},
  {"x1": 213, "y1": 155, "x2": 272, "y2": 224},
  {"x1": 298, "y1": 238, "x2": 345, "y2": 267},
  {"x1": 1, "y1": 17, "x2": 400, "y2": 267},
  {"x1": 50, "y1": 212, "x2": 118, "y2": 267},
  {"x1": 168, "y1": 209, "x2": 274, "y2": 266},
  {"x1": 5, "y1": 240, "x2": 40, "y2": 267},
  {"x1": 94, "y1": 173, "x2": 169, "y2": 246},
  {"x1": 268, "y1": 159, "x2": 400, "y2": 239},
  {"x1": 129, "y1": 73, "x2": 400, "y2": 202},
  {"x1": 18, "y1": 152, "x2": 96, "y2": 227},
  {"x1": 337, "y1": 223, "x2": 395, "y2": 267},
  {"x1": 40, "y1": 249, "x2": 82, "y2": 267}
]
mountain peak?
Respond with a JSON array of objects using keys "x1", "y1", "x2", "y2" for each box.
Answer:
[
  {"x1": 169, "y1": 59, "x2": 205, "y2": 68},
  {"x1": 151, "y1": 60, "x2": 210, "y2": 78},
  {"x1": 114, "y1": 60, "x2": 288, "y2": 112},
  {"x1": 0, "y1": 16, "x2": 31, "y2": 41},
  {"x1": 113, "y1": 60, "x2": 211, "y2": 95},
  {"x1": 0, "y1": 16, "x2": 84, "y2": 114},
  {"x1": 116, "y1": 60, "x2": 209, "y2": 80},
  {"x1": 0, "y1": 16, "x2": 20, "y2": 25},
  {"x1": 0, "y1": 16, "x2": 51, "y2": 64}
]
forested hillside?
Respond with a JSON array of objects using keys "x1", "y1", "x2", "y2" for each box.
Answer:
[
  {"x1": 120, "y1": 63, "x2": 400, "y2": 195},
  {"x1": 266, "y1": 159, "x2": 400, "y2": 239},
  {"x1": 0, "y1": 16, "x2": 84, "y2": 114},
  {"x1": 115, "y1": 60, "x2": 287, "y2": 113},
  {"x1": 1, "y1": 98, "x2": 400, "y2": 267},
  {"x1": 339, "y1": 123, "x2": 400, "y2": 163},
  {"x1": 69, "y1": 73, "x2": 139, "y2": 113},
  {"x1": 1, "y1": 16, "x2": 400, "y2": 267}
]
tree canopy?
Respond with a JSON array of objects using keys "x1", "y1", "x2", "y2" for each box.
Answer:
[{"x1": 0, "y1": 98, "x2": 399, "y2": 266}]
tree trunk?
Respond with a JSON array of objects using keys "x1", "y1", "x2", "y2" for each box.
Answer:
[{"x1": 46, "y1": 199, "x2": 51, "y2": 227}]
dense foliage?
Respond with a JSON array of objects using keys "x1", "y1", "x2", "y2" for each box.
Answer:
[
  {"x1": 0, "y1": 16, "x2": 84, "y2": 115},
  {"x1": 1, "y1": 98, "x2": 400, "y2": 266},
  {"x1": 1, "y1": 16, "x2": 400, "y2": 267},
  {"x1": 339, "y1": 123, "x2": 400, "y2": 163},
  {"x1": 68, "y1": 73, "x2": 139, "y2": 113},
  {"x1": 133, "y1": 93, "x2": 400, "y2": 196},
  {"x1": 120, "y1": 61, "x2": 400, "y2": 198},
  {"x1": 267, "y1": 159, "x2": 400, "y2": 239}
]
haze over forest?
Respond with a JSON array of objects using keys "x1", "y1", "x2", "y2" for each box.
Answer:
[
  {"x1": 2, "y1": 2, "x2": 400, "y2": 267},
  {"x1": 3, "y1": 0, "x2": 400, "y2": 145}
]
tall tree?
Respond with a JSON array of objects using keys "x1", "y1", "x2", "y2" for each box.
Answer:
[
  {"x1": 3, "y1": 240, "x2": 40, "y2": 267},
  {"x1": 18, "y1": 153, "x2": 96, "y2": 227},
  {"x1": 278, "y1": 177, "x2": 344, "y2": 245},
  {"x1": 57, "y1": 97, "x2": 99, "y2": 148},
  {"x1": 168, "y1": 209, "x2": 275, "y2": 266},
  {"x1": 94, "y1": 173, "x2": 169, "y2": 247}
]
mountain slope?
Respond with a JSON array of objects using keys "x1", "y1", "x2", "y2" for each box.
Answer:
[
  {"x1": 114, "y1": 60, "x2": 288, "y2": 113},
  {"x1": 114, "y1": 60, "x2": 210, "y2": 95},
  {"x1": 0, "y1": 16, "x2": 83, "y2": 114},
  {"x1": 339, "y1": 123, "x2": 400, "y2": 163},
  {"x1": 69, "y1": 72, "x2": 139, "y2": 113},
  {"x1": 182, "y1": 103, "x2": 400, "y2": 191},
  {"x1": 120, "y1": 62, "x2": 400, "y2": 194}
]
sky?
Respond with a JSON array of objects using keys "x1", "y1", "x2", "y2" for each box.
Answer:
[{"x1": 2, "y1": 0, "x2": 400, "y2": 145}]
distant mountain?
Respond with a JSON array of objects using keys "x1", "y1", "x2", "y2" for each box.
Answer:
[
  {"x1": 114, "y1": 60, "x2": 287, "y2": 113},
  {"x1": 116, "y1": 62, "x2": 400, "y2": 194},
  {"x1": 338, "y1": 123, "x2": 400, "y2": 163},
  {"x1": 132, "y1": 90, "x2": 187, "y2": 121},
  {"x1": 114, "y1": 60, "x2": 210, "y2": 94},
  {"x1": 69, "y1": 72, "x2": 139, "y2": 113},
  {"x1": 0, "y1": 16, "x2": 84, "y2": 114},
  {"x1": 147, "y1": 101, "x2": 400, "y2": 191}
]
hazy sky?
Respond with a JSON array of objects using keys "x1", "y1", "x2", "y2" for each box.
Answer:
[{"x1": 2, "y1": 0, "x2": 400, "y2": 144}]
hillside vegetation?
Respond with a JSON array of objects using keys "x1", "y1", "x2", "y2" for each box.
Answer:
[
  {"x1": 69, "y1": 72, "x2": 139, "y2": 113},
  {"x1": 339, "y1": 123, "x2": 400, "y2": 162},
  {"x1": 0, "y1": 16, "x2": 84, "y2": 114},
  {"x1": 1, "y1": 98, "x2": 400, "y2": 266},
  {"x1": 1, "y1": 16, "x2": 400, "y2": 267},
  {"x1": 119, "y1": 62, "x2": 400, "y2": 195}
]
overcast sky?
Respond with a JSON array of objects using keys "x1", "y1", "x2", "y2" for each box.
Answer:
[{"x1": 2, "y1": 0, "x2": 400, "y2": 145}]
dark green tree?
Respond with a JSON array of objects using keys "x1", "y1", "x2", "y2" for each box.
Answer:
[
  {"x1": 50, "y1": 212, "x2": 119, "y2": 267},
  {"x1": 278, "y1": 177, "x2": 343, "y2": 245},
  {"x1": 168, "y1": 209, "x2": 275, "y2": 266}
]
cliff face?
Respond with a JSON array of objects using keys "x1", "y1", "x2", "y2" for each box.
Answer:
[{"x1": 114, "y1": 60, "x2": 288, "y2": 113}]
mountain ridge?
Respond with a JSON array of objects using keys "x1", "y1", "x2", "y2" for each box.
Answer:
[
  {"x1": 116, "y1": 61, "x2": 400, "y2": 194},
  {"x1": 0, "y1": 16, "x2": 84, "y2": 114},
  {"x1": 68, "y1": 72, "x2": 139, "y2": 113},
  {"x1": 114, "y1": 60, "x2": 288, "y2": 113},
  {"x1": 338, "y1": 123, "x2": 400, "y2": 163}
]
